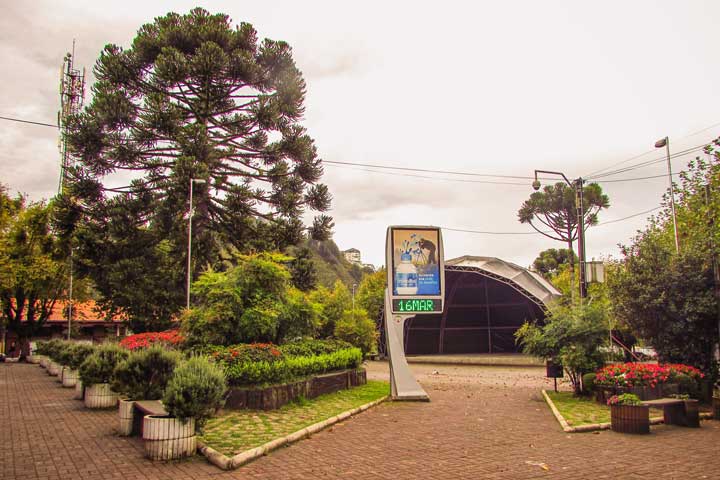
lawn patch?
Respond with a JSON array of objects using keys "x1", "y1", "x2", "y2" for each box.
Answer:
[
  {"x1": 545, "y1": 391, "x2": 663, "y2": 428},
  {"x1": 200, "y1": 380, "x2": 389, "y2": 456}
]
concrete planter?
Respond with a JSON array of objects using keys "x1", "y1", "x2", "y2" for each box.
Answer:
[
  {"x1": 118, "y1": 399, "x2": 135, "y2": 436},
  {"x1": 84, "y1": 383, "x2": 119, "y2": 409},
  {"x1": 47, "y1": 361, "x2": 61, "y2": 376},
  {"x1": 62, "y1": 369, "x2": 78, "y2": 388},
  {"x1": 58, "y1": 366, "x2": 68, "y2": 383},
  {"x1": 39, "y1": 357, "x2": 49, "y2": 368},
  {"x1": 143, "y1": 415, "x2": 196, "y2": 460},
  {"x1": 74, "y1": 380, "x2": 85, "y2": 400},
  {"x1": 27, "y1": 355, "x2": 43, "y2": 364}
]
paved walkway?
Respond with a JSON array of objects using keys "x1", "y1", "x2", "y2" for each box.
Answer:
[{"x1": 2, "y1": 362, "x2": 719, "y2": 479}]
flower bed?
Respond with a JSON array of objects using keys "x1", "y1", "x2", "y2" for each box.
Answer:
[
  {"x1": 120, "y1": 330, "x2": 185, "y2": 350},
  {"x1": 595, "y1": 363, "x2": 703, "y2": 388}
]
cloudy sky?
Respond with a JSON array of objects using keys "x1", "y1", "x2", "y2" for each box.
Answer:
[{"x1": 2, "y1": 1, "x2": 720, "y2": 268}]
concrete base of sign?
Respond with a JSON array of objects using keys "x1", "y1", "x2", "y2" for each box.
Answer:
[{"x1": 384, "y1": 289, "x2": 430, "y2": 401}]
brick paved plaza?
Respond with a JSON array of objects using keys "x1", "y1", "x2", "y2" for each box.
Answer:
[{"x1": 2, "y1": 362, "x2": 719, "y2": 479}]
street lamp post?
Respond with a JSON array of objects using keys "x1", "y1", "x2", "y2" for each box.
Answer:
[
  {"x1": 187, "y1": 178, "x2": 206, "y2": 310},
  {"x1": 352, "y1": 283, "x2": 357, "y2": 310},
  {"x1": 655, "y1": 136, "x2": 680, "y2": 253},
  {"x1": 67, "y1": 247, "x2": 74, "y2": 340},
  {"x1": 533, "y1": 170, "x2": 588, "y2": 300}
]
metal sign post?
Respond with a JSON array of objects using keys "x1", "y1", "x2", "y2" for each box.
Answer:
[{"x1": 385, "y1": 226, "x2": 445, "y2": 401}]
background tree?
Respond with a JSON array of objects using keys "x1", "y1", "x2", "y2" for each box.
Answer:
[
  {"x1": 608, "y1": 143, "x2": 720, "y2": 382},
  {"x1": 182, "y1": 252, "x2": 318, "y2": 348},
  {"x1": 288, "y1": 246, "x2": 317, "y2": 291},
  {"x1": 0, "y1": 196, "x2": 66, "y2": 350},
  {"x1": 515, "y1": 301, "x2": 609, "y2": 394},
  {"x1": 58, "y1": 8, "x2": 332, "y2": 331},
  {"x1": 532, "y1": 248, "x2": 577, "y2": 277},
  {"x1": 356, "y1": 268, "x2": 386, "y2": 324},
  {"x1": 518, "y1": 182, "x2": 609, "y2": 276},
  {"x1": 334, "y1": 307, "x2": 377, "y2": 357}
]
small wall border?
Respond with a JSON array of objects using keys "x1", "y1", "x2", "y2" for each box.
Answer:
[
  {"x1": 198, "y1": 395, "x2": 389, "y2": 470},
  {"x1": 541, "y1": 389, "x2": 713, "y2": 433}
]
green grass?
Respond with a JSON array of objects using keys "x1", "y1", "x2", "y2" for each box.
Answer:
[
  {"x1": 546, "y1": 391, "x2": 663, "y2": 427},
  {"x1": 200, "y1": 380, "x2": 389, "y2": 456}
]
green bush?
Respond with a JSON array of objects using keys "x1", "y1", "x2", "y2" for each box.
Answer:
[
  {"x1": 79, "y1": 343, "x2": 129, "y2": 387},
  {"x1": 222, "y1": 347, "x2": 362, "y2": 386},
  {"x1": 43, "y1": 339, "x2": 66, "y2": 362},
  {"x1": 278, "y1": 338, "x2": 352, "y2": 357},
  {"x1": 34, "y1": 340, "x2": 50, "y2": 356},
  {"x1": 55, "y1": 341, "x2": 76, "y2": 366},
  {"x1": 66, "y1": 343, "x2": 97, "y2": 370},
  {"x1": 163, "y1": 356, "x2": 227, "y2": 427},
  {"x1": 206, "y1": 343, "x2": 284, "y2": 365},
  {"x1": 334, "y1": 308, "x2": 377, "y2": 357},
  {"x1": 675, "y1": 373, "x2": 700, "y2": 398},
  {"x1": 112, "y1": 346, "x2": 182, "y2": 400},
  {"x1": 582, "y1": 373, "x2": 596, "y2": 395}
]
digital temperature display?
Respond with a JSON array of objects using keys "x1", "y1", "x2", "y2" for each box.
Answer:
[{"x1": 392, "y1": 299, "x2": 442, "y2": 313}]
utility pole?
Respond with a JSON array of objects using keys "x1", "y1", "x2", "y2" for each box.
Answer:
[
  {"x1": 575, "y1": 177, "x2": 588, "y2": 301},
  {"x1": 655, "y1": 137, "x2": 680, "y2": 253}
]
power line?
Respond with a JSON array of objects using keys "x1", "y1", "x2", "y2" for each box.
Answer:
[
  {"x1": 583, "y1": 120, "x2": 720, "y2": 178},
  {"x1": 0, "y1": 115, "x2": 57, "y2": 128},
  {"x1": 324, "y1": 159, "x2": 536, "y2": 180},
  {"x1": 325, "y1": 164, "x2": 529, "y2": 186},
  {"x1": 595, "y1": 172, "x2": 680, "y2": 183},
  {"x1": 586, "y1": 144, "x2": 706, "y2": 180},
  {"x1": 593, "y1": 206, "x2": 663, "y2": 226}
]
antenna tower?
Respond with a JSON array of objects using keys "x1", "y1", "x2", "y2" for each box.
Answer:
[{"x1": 58, "y1": 41, "x2": 86, "y2": 194}]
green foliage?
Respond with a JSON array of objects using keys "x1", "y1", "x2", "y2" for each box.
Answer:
[
  {"x1": 79, "y1": 343, "x2": 129, "y2": 387},
  {"x1": 183, "y1": 253, "x2": 317, "y2": 347},
  {"x1": 312, "y1": 280, "x2": 351, "y2": 338},
  {"x1": 163, "y1": 356, "x2": 227, "y2": 427},
  {"x1": 43, "y1": 339, "x2": 66, "y2": 362},
  {"x1": 57, "y1": 8, "x2": 333, "y2": 332},
  {"x1": 334, "y1": 308, "x2": 378, "y2": 357},
  {"x1": 674, "y1": 373, "x2": 700, "y2": 398},
  {"x1": 277, "y1": 338, "x2": 352, "y2": 357},
  {"x1": 220, "y1": 347, "x2": 362, "y2": 386},
  {"x1": 608, "y1": 145, "x2": 720, "y2": 383},
  {"x1": 288, "y1": 247, "x2": 317, "y2": 291},
  {"x1": 532, "y1": 248, "x2": 578, "y2": 277},
  {"x1": 66, "y1": 343, "x2": 97, "y2": 370},
  {"x1": 515, "y1": 301, "x2": 609, "y2": 394},
  {"x1": 357, "y1": 268, "x2": 386, "y2": 323},
  {"x1": 0, "y1": 193, "x2": 67, "y2": 342},
  {"x1": 608, "y1": 393, "x2": 642, "y2": 406},
  {"x1": 582, "y1": 372, "x2": 596, "y2": 395},
  {"x1": 55, "y1": 341, "x2": 76, "y2": 365},
  {"x1": 518, "y1": 181, "x2": 609, "y2": 273},
  {"x1": 112, "y1": 346, "x2": 182, "y2": 400}
]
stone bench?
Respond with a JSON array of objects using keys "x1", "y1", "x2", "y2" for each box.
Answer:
[
  {"x1": 132, "y1": 400, "x2": 168, "y2": 436},
  {"x1": 641, "y1": 398, "x2": 700, "y2": 428}
]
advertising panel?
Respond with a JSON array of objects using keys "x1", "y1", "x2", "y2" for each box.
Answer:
[{"x1": 390, "y1": 227, "x2": 441, "y2": 296}]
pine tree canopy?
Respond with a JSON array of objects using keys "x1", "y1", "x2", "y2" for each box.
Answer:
[{"x1": 64, "y1": 8, "x2": 333, "y2": 250}]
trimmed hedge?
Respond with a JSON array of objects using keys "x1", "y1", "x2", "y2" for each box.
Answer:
[
  {"x1": 79, "y1": 343, "x2": 129, "y2": 387},
  {"x1": 112, "y1": 345, "x2": 181, "y2": 400},
  {"x1": 220, "y1": 347, "x2": 363, "y2": 387},
  {"x1": 277, "y1": 338, "x2": 353, "y2": 357}
]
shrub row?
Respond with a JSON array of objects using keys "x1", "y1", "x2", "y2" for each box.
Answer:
[
  {"x1": 595, "y1": 362, "x2": 704, "y2": 389},
  {"x1": 221, "y1": 347, "x2": 363, "y2": 386}
]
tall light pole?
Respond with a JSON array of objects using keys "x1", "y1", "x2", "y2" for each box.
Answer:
[
  {"x1": 187, "y1": 178, "x2": 206, "y2": 310},
  {"x1": 67, "y1": 247, "x2": 74, "y2": 340},
  {"x1": 532, "y1": 169, "x2": 588, "y2": 301},
  {"x1": 655, "y1": 136, "x2": 680, "y2": 253},
  {"x1": 352, "y1": 283, "x2": 357, "y2": 310}
]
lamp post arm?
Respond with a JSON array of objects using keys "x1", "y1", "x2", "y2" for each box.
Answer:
[{"x1": 534, "y1": 169, "x2": 573, "y2": 187}]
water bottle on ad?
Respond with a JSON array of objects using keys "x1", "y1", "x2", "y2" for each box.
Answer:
[{"x1": 396, "y1": 253, "x2": 418, "y2": 295}]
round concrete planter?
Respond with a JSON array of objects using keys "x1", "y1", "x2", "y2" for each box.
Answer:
[
  {"x1": 58, "y1": 366, "x2": 68, "y2": 383},
  {"x1": 27, "y1": 355, "x2": 43, "y2": 364},
  {"x1": 62, "y1": 369, "x2": 78, "y2": 388},
  {"x1": 84, "y1": 383, "x2": 119, "y2": 409},
  {"x1": 142, "y1": 415, "x2": 196, "y2": 460},
  {"x1": 39, "y1": 357, "x2": 49, "y2": 368},
  {"x1": 118, "y1": 399, "x2": 135, "y2": 436},
  {"x1": 47, "y1": 361, "x2": 61, "y2": 376},
  {"x1": 74, "y1": 380, "x2": 84, "y2": 400}
]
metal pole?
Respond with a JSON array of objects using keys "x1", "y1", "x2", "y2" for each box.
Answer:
[
  {"x1": 665, "y1": 137, "x2": 680, "y2": 253},
  {"x1": 186, "y1": 179, "x2": 194, "y2": 310},
  {"x1": 352, "y1": 284, "x2": 357, "y2": 310},
  {"x1": 575, "y1": 178, "x2": 588, "y2": 300},
  {"x1": 67, "y1": 248, "x2": 73, "y2": 340}
]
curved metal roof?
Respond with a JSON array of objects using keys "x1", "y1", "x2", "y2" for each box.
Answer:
[{"x1": 445, "y1": 255, "x2": 561, "y2": 307}]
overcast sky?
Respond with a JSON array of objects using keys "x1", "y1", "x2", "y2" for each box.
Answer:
[{"x1": 2, "y1": 0, "x2": 719, "y2": 268}]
